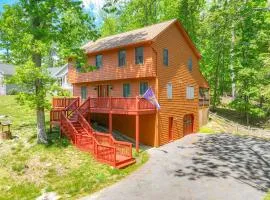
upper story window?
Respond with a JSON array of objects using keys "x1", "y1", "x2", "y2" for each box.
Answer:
[
  {"x1": 118, "y1": 50, "x2": 126, "y2": 67},
  {"x1": 163, "y1": 49, "x2": 168, "y2": 66},
  {"x1": 135, "y1": 47, "x2": 144, "y2": 65},
  {"x1": 188, "y1": 57, "x2": 193, "y2": 72},
  {"x1": 186, "y1": 86, "x2": 194, "y2": 99},
  {"x1": 96, "y1": 55, "x2": 103, "y2": 68},
  {"x1": 81, "y1": 86, "x2": 87, "y2": 100},
  {"x1": 167, "y1": 83, "x2": 172, "y2": 99},
  {"x1": 140, "y1": 82, "x2": 148, "y2": 95},
  {"x1": 123, "y1": 83, "x2": 131, "y2": 97}
]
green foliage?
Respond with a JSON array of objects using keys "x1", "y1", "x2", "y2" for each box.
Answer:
[
  {"x1": 0, "y1": 0, "x2": 98, "y2": 142},
  {"x1": 100, "y1": 17, "x2": 119, "y2": 37},
  {"x1": 76, "y1": 63, "x2": 98, "y2": 73}
]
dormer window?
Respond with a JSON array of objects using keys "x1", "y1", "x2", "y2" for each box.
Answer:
[
  {"x1": 188, "y1": 57, "x2": 192, "y2": 72},
  {"x1": 135, "y1": 47, "x2": 144, "y2": 64},
  {"x1": 163, "y1": 49, "x2": 168, "y2": 66},
  {"x1": 96, "y1": 55, "x2": 102, "y2": 68}
]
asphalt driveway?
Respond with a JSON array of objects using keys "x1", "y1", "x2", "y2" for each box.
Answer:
[{"x1": 81, "y1": 133, "x2": 270, "y2": 200}]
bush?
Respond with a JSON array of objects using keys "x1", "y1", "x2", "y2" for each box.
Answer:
[{"x1": 7, "y1": 88, "x2": 19, "y2": 95}]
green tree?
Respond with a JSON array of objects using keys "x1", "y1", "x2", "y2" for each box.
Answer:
[{"x1": 0, "y1": 0, "x2": 97, "y2": 143}]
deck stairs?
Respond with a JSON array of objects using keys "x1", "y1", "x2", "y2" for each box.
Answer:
[{"x1": 56, "y1": 97, "x2": 135, "y2": 168}]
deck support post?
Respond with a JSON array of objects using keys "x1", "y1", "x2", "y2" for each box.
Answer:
[
  {"x1": 109, "y1": 113, "x2": 112, "y2": 134},
  {"x1": 136, "y1": 114, "x2": 139, "y2": 153}
]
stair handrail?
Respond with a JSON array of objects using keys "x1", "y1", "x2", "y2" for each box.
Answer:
[
  {"x1": 64, "y1": 97, "x2": 80, "y2": 119},
  {"x1": 75, "y1": 109, "x2": 117, "y2": 164},
  {"x1": 76, "y1": 109, "x2": 93, "y2": 135},
  {"x1": 60, "y1": 111, "x2": 80, "y2": 143},
  {"x1": 78, "y1": 97, "x2": 91, "y2": 116}
]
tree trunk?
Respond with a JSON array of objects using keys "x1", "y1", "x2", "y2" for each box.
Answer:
[
  {"x1": 213, "y1": 51, "x2": 221, "y2": 111},
  {"x1": 37, "y1": 107, "x2": 47, "y2": 143},
  {"x1": 33, "y1": 53, "x2": 47, "y2": 144}
]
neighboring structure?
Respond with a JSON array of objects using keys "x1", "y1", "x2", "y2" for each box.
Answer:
[
  {"x1": 66, "y1": 19, "x2": 210, "y2": 148},
  {"x1": 48, "y1": 64, "x2": 73, "y2": 93},
  {"x1": 0, "y1": 62, "x2": 17, "y2": 95}
]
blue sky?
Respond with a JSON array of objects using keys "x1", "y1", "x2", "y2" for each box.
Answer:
[{"x1": 0, "y1": 0, "x2": 17, "y2": 12}]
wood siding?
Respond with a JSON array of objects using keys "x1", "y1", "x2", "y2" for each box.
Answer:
[
  {"x1": 152, "y1": 23, "x2": 206, "y2": 145},
  {"x1": 68, "y1": 45, "x2": 156, "y2": 84}
]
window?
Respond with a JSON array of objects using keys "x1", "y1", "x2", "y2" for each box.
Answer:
[
  {"x1": 167, "y1": 83, "x2": 172, "y2": 99},
  {"x1": 123, "y1": 83, "x2": 130, "y2": 97},
  {"x1": 140, "y1": 82, "x2": 148, "y2": 95},
  {"x1": 186, "y1": 86, "x2": 194, "y2": 99},
  {"x1": 118, "y1": 50, "x2": 126, "y2": 67},
  {"x1": 188, "y1": 57, "x2": 192, "y2": 72},
  {"x1": 135, "y1": 47, "x2": 144, "y2": 64},
  {"x1": 81, "y1": 86, "x2": 87, "y2": 100},
  {"x1": 96, "y1": 55, "x2": 102, "y2": 68},
  {"x1": 163, "y1": 49, "x2": 168, "y2": 66}
]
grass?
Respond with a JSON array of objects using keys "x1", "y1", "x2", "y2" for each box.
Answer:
[
  {"x1": 264, "y1": 191, "x2": 270, "y2": 200},
  {"x1": 0, "y1": 96, "x2": 149, "y2": 200},
  {"x1": 212, "y1": 107, "x2": 270, "y2": 129},
  {"x1": 199, "y1": 126, "x2": 216, "y2": 134}
]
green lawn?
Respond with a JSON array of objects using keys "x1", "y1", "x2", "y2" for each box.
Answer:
[
  {"x1": 0, "y1": 96, "x2": 149, "y2": 200},
  {"x1": 265, "y1": 191, "x2": 270, "y2": 200}
]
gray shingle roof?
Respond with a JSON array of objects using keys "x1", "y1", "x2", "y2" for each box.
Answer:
[
  {"x1": 83, "y1": 19, "x2": 177, "y2": 54},
  {"x1": 0, "y1": 63, "x2": 15, "y2": 75},
  {"x1": 48, "y1": 67, "x2": 61, "y2": 77}
]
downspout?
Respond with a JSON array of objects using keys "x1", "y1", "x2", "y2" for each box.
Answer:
[{"x1": 151, "y1": 43, "x2": 159, "y2": 147}]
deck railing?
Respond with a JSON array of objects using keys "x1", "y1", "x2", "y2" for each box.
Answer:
[
  {"x1": 52, "y1": 97, "x2": 79, "y2": 109},
  {"x1": 89, "y1": 97, "x2": 156, "y2": 111}
]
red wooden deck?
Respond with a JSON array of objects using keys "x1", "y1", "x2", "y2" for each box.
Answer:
[{"x1": 50, "y1": 97, "x2": 137, "y2": 168}]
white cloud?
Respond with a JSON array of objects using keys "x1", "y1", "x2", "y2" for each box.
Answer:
[
  {"x1": 82, "y1": 0, "x2": 105, "y2": 10},
  {"x1": 82, "y1": 0, "x2": 105, "y2": 26}
]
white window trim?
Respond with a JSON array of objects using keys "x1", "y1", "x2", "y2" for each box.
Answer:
[
  {"x1": 167, "y1": 82, "x2": 173, "y2": 99},
  {"x1": 186, "y1": 85, "x2": 195, "y2": 100}
]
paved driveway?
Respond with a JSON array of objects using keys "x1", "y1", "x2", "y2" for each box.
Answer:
[{"x1": 81, "y1": 133, "x2": 270, "y2": 200}]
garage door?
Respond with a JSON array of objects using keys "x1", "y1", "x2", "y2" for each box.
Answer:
[{"x1": 183, "y1": 114, "x2": 194, "y2": 136}]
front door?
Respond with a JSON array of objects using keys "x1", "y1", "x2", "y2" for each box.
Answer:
[
  {"x1": 183, "y1": 114, "x2": 194, "y2": 136},
  {"x1": 98, "y1": 85, "x2": 110, "y2": 97}
]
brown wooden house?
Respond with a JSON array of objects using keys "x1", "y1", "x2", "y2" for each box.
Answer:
[{"x1": 65, "y1": 19, "x2": 209, "y2": 151}]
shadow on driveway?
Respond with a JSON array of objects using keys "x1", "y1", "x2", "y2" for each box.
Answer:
[{"x1": 175, "y1": 133, "x2": 270, "y2": 192}]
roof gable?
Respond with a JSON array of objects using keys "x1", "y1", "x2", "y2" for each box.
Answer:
[
  {"x1": 0, "y1": 63, "x2": 15, "y2": 75},
  {"x1": 83, "y1": 19, "x2": 177, "y2": 54},
  {"x1": 83, "y1": 19, "x2": 201, "y2": 59}
]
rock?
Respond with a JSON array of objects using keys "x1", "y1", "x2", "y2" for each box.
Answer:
[{"x1": 36, "y1": 192, "x2": 60, "y2": 200}]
